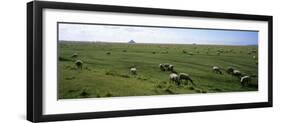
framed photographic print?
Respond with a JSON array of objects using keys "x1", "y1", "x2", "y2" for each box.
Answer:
[{"x1": 27, "y1": 1, "x2": 273, "y2": 122}]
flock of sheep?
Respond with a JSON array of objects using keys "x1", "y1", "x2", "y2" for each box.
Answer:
[
  {"x1": 130, "y1": 63, "x2": 196, "y2": 87},
  {"x1": 70, "y1": 46, "x2": 256, "y2": 93},
  {"x1": 130, "y1": 63, "x2": 252, "y2": 89},
  {"x1": 212, "y1": 66, "x2": 252, "y2": 87},
  {"x1": 70, "y1": 50, "x2": 199, "y2": 88}
]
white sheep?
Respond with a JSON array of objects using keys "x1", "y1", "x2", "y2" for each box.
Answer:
[
  {"x1": 161, "y1": 63, "x2": 171, "y2": 71},
  {"x1": 240, "y1": 76, "x2": 251, "y2": 86},
  {"x1": 159, "y1": 63, "x2": 175, "y2": 72},
  {"x1": 169, "y1": 73, "x2": 179, "y2": 84},
  {"x1": 179, "y1": 73, "x2": 196, "y2": 86},
  {"x1": 168, "y1": 64, "x2": 174, "y2": 71},
  {"x1": 163, "y1": 63, "x2": 170, "y2": 68},
  {"x1": 75, "y1": 60, "x2": 83, "y2": 70},
  {"x1": 233, "y1": 70, "x2": 242, "y2": 77},
  {"x1": 159, "y1": 64, "x2": 165, "y2": 71},
  {"x1": 130, "y1": 67, "x2": 137, "y2": 75},
  {"x1": 212, "y1": 66, "x2": 222, "y2": 74}
]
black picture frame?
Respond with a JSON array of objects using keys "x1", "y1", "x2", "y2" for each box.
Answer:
[{"x1": 27, "y1": 1, "x2": 273, "y2": 122}]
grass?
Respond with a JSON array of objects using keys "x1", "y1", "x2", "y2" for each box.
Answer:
[{"x1": 58, "y1": 41, "x2": 258, "y2": 99}]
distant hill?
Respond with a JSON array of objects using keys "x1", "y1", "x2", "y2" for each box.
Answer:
[{"x1": 128, "y1": 40, "x2": 136, "y2": 43}]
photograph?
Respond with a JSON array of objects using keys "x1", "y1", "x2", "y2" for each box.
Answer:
[
  {"x1": 27, "y1": 1, "x2": 273, "y2": 122},
  {"x1": 58, "y1": 22, "x2": 259, "y2": 99}
]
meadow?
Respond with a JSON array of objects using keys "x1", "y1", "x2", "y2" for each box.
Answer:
[{"x1": 58, "y1": 41, "x2": 258, "y2": 99}]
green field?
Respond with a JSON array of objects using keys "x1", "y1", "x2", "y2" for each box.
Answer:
[{"x1": 58, "y1": 41, "x2": 258, "y2": 99}]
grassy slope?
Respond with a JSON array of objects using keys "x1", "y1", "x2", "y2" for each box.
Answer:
[{"x1": 58, "y1": 42, "x2": 258, "y2": 99}]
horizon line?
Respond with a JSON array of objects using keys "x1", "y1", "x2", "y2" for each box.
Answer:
[{"x1": 59, "y1": 40, "x2": 258, "y2": 46}]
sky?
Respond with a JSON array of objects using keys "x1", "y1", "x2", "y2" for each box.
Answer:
[{"x1": 58, "y1": 23, "x2": 258, "y2": 45}]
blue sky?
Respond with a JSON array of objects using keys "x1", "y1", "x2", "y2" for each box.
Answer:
[{"x1": 58, "y1": 23, "x2": 258, "y2": 45}]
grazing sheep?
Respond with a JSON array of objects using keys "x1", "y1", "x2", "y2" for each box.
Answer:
[
  {"x1": 130, "y1": 67, "x2": 137, "y2": 75},
  {"x1": 75, "y1": 60, "x2": 83, "y2": 70},
  {"x1": 253, "y1": 56, "x2": 256, "y2": 59},
  {"x1": 71, "y1": 53, "x2": 78, "y2": 58},
  {"x1": 163, "y1": 63, "x2": 170, "y2": 70},
  {"x1": 163, "y1": 63, "x2": 169, "y2": 67},
  {"x1": 168, "y1": 64, "x2": 174, "y2": 71},
  {"x1": 179, "y1": 73, "x2": 196, "y2": 86},
  {"x1": 159, "y1": 64, "x2": 166, "y2": 71},
  {"x1": 212, "y1": 66, "x2": 222, "y2": 74},
  {"x1": 169, "y1": 73, "x2": 180, "y2": 85},
  {"x1": 226, "y1": 67, "x2": 234, "y2": 74},
  {"x1": 240, "y1": 76, "x2": 251, "y2": 86},
  {"x1": 159, "y1": 63, "x2": 174, "y2": 72},
  {"x1": 233, "y1": 70, "x2": 242, "y2": 77}
]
